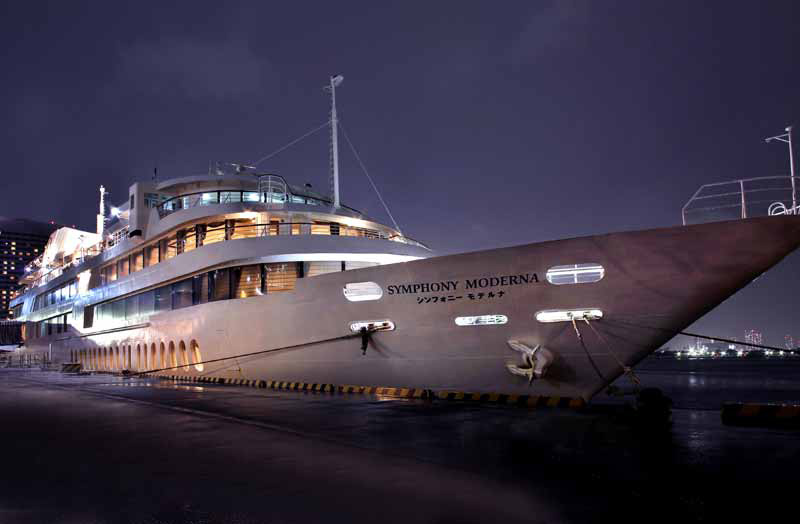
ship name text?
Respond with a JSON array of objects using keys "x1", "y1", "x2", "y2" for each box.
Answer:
[{"x1": 386, "y1": 273, "x2": 539, "y2": 295}]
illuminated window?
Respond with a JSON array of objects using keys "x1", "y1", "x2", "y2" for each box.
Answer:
[
  {"x1": 343, "y1": 282, "x2": 383, "y2": 302},
  {"x1": 545, "y1": 263, "x2": 604, "y2": 285},
  {"x1": 455, "y1": 315, "x2": 508, "y2": 326},
  {"x1": 265, "y1": 263, "x2": 298, "y2": 293},
  {"x1": 311, "y1": 222, "x2": 331, "y2": 235},
  {"x1": 535, "y1": 309, "x2": 603, "y2": 323},
  {"x1": 305, "y1": 261, "x2": 341, "y2": 277},
  {"x1": 349, "y1": 320, "x2": 395, "y2": 332}
]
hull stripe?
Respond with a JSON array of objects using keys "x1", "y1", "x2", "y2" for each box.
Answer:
[{"x1": 151, "y1": 375, "x2": 586, "y2": 409}]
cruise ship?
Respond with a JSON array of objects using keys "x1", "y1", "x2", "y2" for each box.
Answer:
[{"x1": 8, "y1": 78, "x2": 800, "y2": 404}]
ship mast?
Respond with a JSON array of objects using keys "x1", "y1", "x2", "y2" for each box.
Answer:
[
  {"x1": 327, "y1": 74, "x2": 344, "y2": 208},
  {"x1": 96, "y1": 185, "x2": 106, "y2": 235}
]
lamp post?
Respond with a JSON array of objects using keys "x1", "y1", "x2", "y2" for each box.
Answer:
[{"x1": 765, "y1": 125, "x2": 796, "y2": 214}]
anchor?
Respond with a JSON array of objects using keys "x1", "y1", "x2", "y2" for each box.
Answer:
[{"x1": 506, "y1": 340, "x2": 554, "y2": 384}]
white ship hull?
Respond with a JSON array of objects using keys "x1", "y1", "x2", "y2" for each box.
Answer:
[{"x1": 17, "y1": 215, "x2": 800, "y2": 402}]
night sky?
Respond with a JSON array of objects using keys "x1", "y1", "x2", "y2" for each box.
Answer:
[{"x1": 1, "y1": 1, "x2": 798, "y2": 346}]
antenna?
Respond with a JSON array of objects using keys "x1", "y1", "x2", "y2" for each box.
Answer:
[{"x1": 325, "y1": 74, "x2": 344, "y2": 208}]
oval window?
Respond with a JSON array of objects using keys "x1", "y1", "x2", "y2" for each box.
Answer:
[
  {"x1": 343, "y1": 282, "x2": 383, "y2": 302},
  {"x1": 454, "y1": 315, "x2": 508, "y2": 326},
  {"x1": 535, "y1": 309, "x2": 603, "y2": 323},
  {"x1": 546, "y1": 264, "x2": 604, "y2": 285},
  {"x1": 349, "y1": 320, "x2": 395, "y2": 332}
]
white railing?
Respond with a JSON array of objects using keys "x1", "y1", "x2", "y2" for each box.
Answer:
[{"x1": 682, "y1": 176, "x2": 799, "y2": 225}]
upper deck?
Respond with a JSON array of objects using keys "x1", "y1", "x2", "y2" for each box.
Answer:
[{"x1": 11, "y1": 172, "x2": 430, "y2": 317}]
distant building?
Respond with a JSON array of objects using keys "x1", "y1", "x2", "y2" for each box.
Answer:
[
  {"x1": 0, "y1": 217, "x2": 59, "y2": 320},
  {"x1": 786, "y1": 335, "x2": 795, "y2": 350},
  {"x1": 744, "y1": 329, "x2": 763, "y2": 347}
]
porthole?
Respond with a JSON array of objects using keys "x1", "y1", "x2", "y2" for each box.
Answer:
[
  {"x1": 168, "y1": 341, "x2": 177, "y2": 368},
  {"x1": 454, "y1": 315, "x2": 508, "y2": 326},
  {"x1": 190, "y1": 340, "x2": 203, "y2": 372},
  {"x1": 545, "y1": 264, "x2": 604, "y2": 285},
  {"x1": 150, "y1": 343, "x2": 157, "y2": 371},
  {"x1": 179, "y1": 341, "x2": 189, "y2": 371},
  {"x1": 343, "y1": 282, "x2": 383, "y2": 302},
  {"x1": 349, "y1": 320, "x2": 395, "y2": 333},
  {"x1": 535, "y1": 309, "x2": 603, "y2": 323}
]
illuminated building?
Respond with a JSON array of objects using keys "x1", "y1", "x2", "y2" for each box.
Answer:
[
  {"x1": 0, "y1": 218, "x2": 58, "y2": 320},
  {"x1": 744, "y1": 329, "x2": 763, "y2": 347},
  {"x1": 785, "y1": 335, "x2": 795, "y2": 350}
]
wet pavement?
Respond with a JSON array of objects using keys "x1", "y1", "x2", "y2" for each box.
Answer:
[{"x1": 0, "y1": 359, "x2": 799, "y2": 523}]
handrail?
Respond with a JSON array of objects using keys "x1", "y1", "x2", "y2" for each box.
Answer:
[
  {"x1": 682, "y1": 175, "x2": 799, "y2": 225},
  {"x1": 165, "y1": 221, "x2": 429, "y2": 251}
]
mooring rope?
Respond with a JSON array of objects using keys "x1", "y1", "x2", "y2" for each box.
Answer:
[
  {"x1": 570, "y1": 317, "x2": 606, "y2": 381},
  {"x1": 582, "y1": 318, "x2": 641, "y2": 388},
  {"x1": 128, "y1": 332, "x2": 361, "y2": 378}
]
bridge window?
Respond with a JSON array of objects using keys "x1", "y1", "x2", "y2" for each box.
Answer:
[
  {"x1": 545, "y1": 264, "x2": 605, "y2": 285},
  {"x1": 455, "y1": 315, "x2": 508, "y2": 326}
]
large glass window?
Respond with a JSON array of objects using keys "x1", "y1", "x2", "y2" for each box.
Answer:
[
  {"x1": 220, "y1": 191, "x2": 242, "y2": 203},
  {"x1": 132, "y1": 250, "x2": 144, "y2": 272},
  {"x1": 231, "y1": 219, "x2": 258, "y2": 240},
  {"x1": 183, "y1": 227, "x2": 197, "y2": 252},
  {"x1": 201, "y1": 192, "x2": 218, "y2": 205},
  {"x1": 204, "y1": 223, "x2": 226, "y2": 245},
  {"x1": 311, "y1": 222, "x2": 331, "y2": 235},
  {"x1": 210, "y1": 268, "x2": 230, "y2": 301},
  {"x1": 125, "y1": 294, "x2": 139, "y2": 318},
  {"x1": 164, "y1": 237, "x2": 177, "y2": 260},
  {"x1": 232, "y1": 265, "x2": 262, "y2": 298},
  {"x1": 138, "y1": 289, "x2": 155, "y2": 316},
  {"x1": 118, "y1": 257, "x2": 129, "y2": 278},
  {"x1": 107, "y1": 264, "x2": 117, "y2": 282},
  {"x1": 193, "y1": 274, "x2": 209, "y2": 304},
  {"x1": 154, "y1": 285, "x2": 171, "y2": 312},
  {"x1": 112, "y1": 298, "x2": 125, "y2": 322},
  {"x1": 305, "y1": 261, "x2": 342, "y2": 277},
  {"x1": 265, "y1": 263, "x2": 298, "y2": 293},
  {"x1": 243, "y1": 191, "x2": 260, "y2": 202},
  {"x1": 146, "y1": 244, "x2": 159, "y2": 267},
  {"x1": 172, "y1": 279, "x2": 194, "y2": 309}
]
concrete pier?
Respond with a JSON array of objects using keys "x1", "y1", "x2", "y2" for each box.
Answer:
[{"x1": 1, "y1": 365, "x2": 799, "y2": 523}]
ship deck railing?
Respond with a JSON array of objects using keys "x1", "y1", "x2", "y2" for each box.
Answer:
[
  {"x1": 166, "y1": 221, "x2": 430, "y2": 252},
  {"x1": 20, "y1": 240, "x2": 104, "y2": 290},
  {"x1": 682, "y1": 175, "x2": 800, "y2": 225}
]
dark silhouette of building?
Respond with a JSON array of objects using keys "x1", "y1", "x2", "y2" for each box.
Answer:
[{"x1": 0, "y1": 217, "x2": 58, "y2": 319}]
